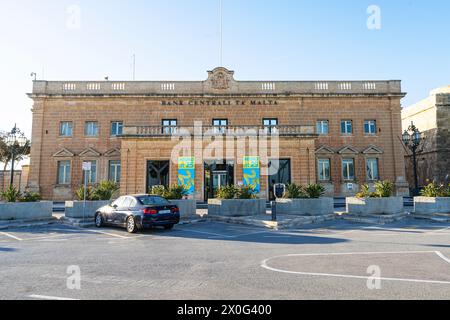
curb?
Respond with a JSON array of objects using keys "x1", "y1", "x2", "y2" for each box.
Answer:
[{"x1": 0, "y1": 217, "x2": 60, "y2": 230}]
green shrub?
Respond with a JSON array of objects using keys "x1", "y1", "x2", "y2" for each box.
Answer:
[
  {"x1": 0, "y1": 186, "x2": 22, "y2": 203},
  {"x1": 216, "y1": 185, "x2": 238, "y2": 200},
  {"x1": 92, "y1": 180, "x2": 120, "y2": 201},
  {"x1": 151, "y1": 185, "x2": 166, "y2": 197},
  {"x1": 164, "y1": 185, "x2": 188, "y2": 200},
  {"x1": 75, "y1": 185, "x2": 95, "y2": 201},
  {"x1": 356, "y1": 184, "x2": 375, "y2": 198},
  {"x1": 305, "y1": 184, "x2": 325, "y2": 199},
  {"x1": 420, "y1": 183, "x2": 450, "y2": 197},
  {"x1": 374, "y1": 181, "x2": 395, "y2": 198},
  {"x1": 285, "y1": 184, "x2": 306, "y2": 199},
  {"x1": 19, "y1": 192, "x2": 42, "y2": 203},
  {"x1": 237, "y1": 186, "x2": 257, "y2": 199}
]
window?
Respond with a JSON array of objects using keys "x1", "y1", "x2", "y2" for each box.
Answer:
[
  {"x1": 147, "y1": 161, "x2": 170, "y2": 192},
  {"x1": 366, "y1": 158, "x2": 380, "y2": 181},
  {"x1": 318, "y1": 159, "x2": 331, "y2": 181},
  {"x1": 82, "y1": 160, "x2": 97, "y2": 184},
  {"x1": 57, "y1": 161, "x2": 71, "y2": 185},
  {"x1": 317, "y1": 120, "x2": 329, "y2": 135},
  {"x1": 60, "y1": 122, "x2": 73, "y2": 137},
  {"x1": 109, "y1": 160, "x2": 121, "y2": 183},
  {"x1": 342, "y1": 159, "x2": 355, "y2": 181},
  {"x1": 341, "y1": 120, "x2": 353, "y2": 135},
  {"x1": 364, "y1": 120, "x2": 377, "y2": 135},
  {"x1": 85, "y1": 122, "x2": 99, "y2": 137},
  {"x1": 263, "y1": 119, "x2": 278, "y2": 134},
  {"x1": 111, "y1": 121, "x2": 123, "y2": 136},
  {"x1": 213, "y1": 119, "x2": 228, "y2": 134},
  {"x1": 162, "y1": 120, "x2": 177, "y2": 135}
]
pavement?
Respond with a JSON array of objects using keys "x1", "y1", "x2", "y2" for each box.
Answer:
[{"x1": 0, "y1": 219, "x2": 449, "y2": 300}]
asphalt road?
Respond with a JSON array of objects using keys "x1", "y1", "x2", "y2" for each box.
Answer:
[{"x1": 0, "y1": 219, "x2": 449, "y2": 300}]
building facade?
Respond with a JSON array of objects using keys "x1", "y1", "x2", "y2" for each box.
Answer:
[
  {"x1": 402, "y1": 86, "x2": 450, "y2": 188},
  {"x1": 27, "y1": 68, "x2": 408, "y2": 201}
]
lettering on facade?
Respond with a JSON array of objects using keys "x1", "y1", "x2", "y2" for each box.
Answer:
[{"x1": 160, "y1": 100, "x2": 279, "y2": 106}]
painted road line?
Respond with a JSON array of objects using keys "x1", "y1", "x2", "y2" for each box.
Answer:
[
  {"x1": 0, "y1": 232, "x2": 23, "y2": 241},
  {"x1": 87, "y1": 229, "x2": 133, "y2": 239},
  {"x1": 261, "y1": 262, "x2": 450, "y2": 285},
  {"x1": 29, "y1": 295, "x2": 78, "y2": 301},
  {"x1": 435, "y1": 251, "x2": 450, "y2": 265},
  {"x1": 261, "y1": 251, "x2": 450, "y2": 285}
]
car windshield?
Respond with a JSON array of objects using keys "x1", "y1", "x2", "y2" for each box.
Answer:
[{"x1": 137, "y1": 196, "x2": 170, "y2": 206}]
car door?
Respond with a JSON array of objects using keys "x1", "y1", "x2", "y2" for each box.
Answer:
[
  {"x1": 105, "y1": 197, "x2": 124, "y2": 224},
  {"x1": 114, "y1": 197, "x2": 132, "y2": 225}
]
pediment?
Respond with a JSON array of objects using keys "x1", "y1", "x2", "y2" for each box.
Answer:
[
  {"x1": 79, "y1": 147, "x2": 101, "y2": 157},
  {"x1": 362, "y1": 145, "x2": 384, "y2": 154},
  {"x1": 53, "y1": 148, "x2": 75, "y2": 158},
  {"x1": 338, "y1": 145, "x2": 360, "y2": 154},
  {"x1": 315, "y1": 145, "x2": 335, "y2": 154},
  {"x1": 104, "y1": 147, "x2": 121, "y2": 157}
]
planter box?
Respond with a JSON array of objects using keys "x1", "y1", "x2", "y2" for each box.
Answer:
[
  {"x1": 0, "y1": 202, "x2": 53, "y2": 221},
  {"x1": 208, "y1": 199, "x2": 267, "y2": 217},
  {"x1": 276, "y1": 198, "x2": 334, "y2": 216},
  {"x1": 65, "y1": 201, "x2": 111, "y2": 219},
  {"x1": 169, "y1": 199, "x2": 197, "y2": 219},
  {"x1": 414, "y1": 197, "x2": 450, "y2": 215},
  {"x1": 346, "y1": 197, "x2": 404, "y2": 215}
]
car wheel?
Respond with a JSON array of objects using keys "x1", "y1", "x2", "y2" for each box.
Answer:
[
  {"x1": 95, "y1": 213, "x2": 104, "y2": 228},
  {"x1": 126, "y1": 216, "x2": 138, "y2": 234},
  {"x1": 164, "y1": 225, "x2": 174, "y2": 230}
]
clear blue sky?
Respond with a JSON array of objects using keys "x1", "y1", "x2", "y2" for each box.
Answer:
[{"x1": 1, "y1": 0, "x2": 449, "y2": 136}]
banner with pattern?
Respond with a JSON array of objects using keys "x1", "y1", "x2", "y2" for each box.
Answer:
[
  {"x1": 243, "y1": 156, "x2": 260, "y2": 194},
  {"x1": 178, "y1": 157, "x2": 195, "y2": 195}
]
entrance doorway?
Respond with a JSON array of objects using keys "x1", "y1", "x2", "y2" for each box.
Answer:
[
  {"x1": 204, "y1": 160, "x2": 234, "y2": 201},
  {"x1": 146, "y1": 161, "x2": 170, "y2": 193},
  {"x1": 268, "y1": 159, "x2": 291, "y2": 201}
]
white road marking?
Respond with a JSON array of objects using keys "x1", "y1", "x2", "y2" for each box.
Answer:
[
  {"x1": 0, "y1": 232, "x2": 23, "y2": 241},
  {"x1": 87, "y1": 230, "x2": 132, "y2": 239},
  {"x1": 435, "y1": 251, "x2": 450, "y2": 265},
  {"x1": 261, "y1": 251, "x2": 450, "y2": 285},
  {"x1": 29, "y1": 295, "x2": 78, "y2": 301}
]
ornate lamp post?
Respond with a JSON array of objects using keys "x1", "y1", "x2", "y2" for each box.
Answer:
[
  {"x1": 402, "y1": 122, "x2": 424, "y2": 196},
  {"x1": 5, "y1": 124, "x2": 27, "y2": 188}
]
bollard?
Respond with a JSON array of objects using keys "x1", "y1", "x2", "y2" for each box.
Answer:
[{"x1": 271, "y1": 201, "x2": 277, "y2": 222}]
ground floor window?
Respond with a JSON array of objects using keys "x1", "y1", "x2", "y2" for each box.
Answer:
[
  {"x1": 57, "y1": 161, "x2": 71, "y2": 185},
  {"x1": 268, "y1": 159, "x2": 291, "y2": 200},
  {"x1": 82, "y1": 160, "x2": 97, "y2": 184},
  {"x1": 342, "y1": 159, "x2": 355, "y2": 181},
  {"x1": 109, "y1": 160, "x2": 121, "y2": 183},
  {"x1": 366, "y1": 158, "x2": 380, "y2": 181},
  {"x1": 318, "y1": 159, "x2": 331, "y2": 181},
  {"x1": 147, "y1": 161, "x2": 170, "y2": 192},
  {"x1": 204, "y1": 160, "x2": 235, "y2": 201}
]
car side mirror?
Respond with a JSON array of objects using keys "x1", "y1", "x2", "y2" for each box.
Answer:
[{"x1": 112, "y1": 204, "x2": 118, "y2": 209}]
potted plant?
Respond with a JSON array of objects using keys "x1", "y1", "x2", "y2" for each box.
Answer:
[
  {"x1": 65, "y1": 181, "x2": 119, "y2": 220},
  {"x1": 346, "y1": 181, "x2": 404, "y2": 215},
  {"x1": 414, "y1": 183, "x2": 450, "y2": 215},
  {"x1": 208, "y1": 185, "x2": 266, "y2": 217},
  {"x1": 276, "y1": 183, "x2": 334, "y2": 216},
  {"x1": 0, "y1": 186, "x2": 52, "y2": 221},
  {"x1": 151, "y1": 185, "x2": 197, "y2": 219}
]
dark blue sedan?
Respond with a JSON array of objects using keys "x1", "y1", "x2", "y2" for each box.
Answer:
[{"x1": 95, "y1": 195, "x2": 180, "y2": 233}]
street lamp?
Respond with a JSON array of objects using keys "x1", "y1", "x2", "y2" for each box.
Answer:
[
  {"x1": 5, "y1": 124, "x2": 27, "y2": 188},
  {"x1": 402, "y1": 122, "x2": 425, "y2": 196}
]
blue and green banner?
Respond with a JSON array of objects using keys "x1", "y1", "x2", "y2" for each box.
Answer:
[
  {"x1": 243, "y1": 156, "x2": 260, "y2": 194},
  {"x1": 178, "y1": 157, "x2": 195, "y2": 195}
]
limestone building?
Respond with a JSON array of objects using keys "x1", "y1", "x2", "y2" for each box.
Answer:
[
  {"x1": 402, "y1": 86, "x2": 450, "y2": 187},
  {"x1": 27, "y1": 67, "x2": 408, "y2": 201}
]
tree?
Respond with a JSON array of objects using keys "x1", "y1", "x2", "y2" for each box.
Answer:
[{"x1": 0, "y1": 132, "x2": 31, "y2": 171}]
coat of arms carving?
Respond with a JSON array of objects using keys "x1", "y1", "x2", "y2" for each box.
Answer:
[{"x1": 211, "y1": 71, "x2": 230, "y2": 90}]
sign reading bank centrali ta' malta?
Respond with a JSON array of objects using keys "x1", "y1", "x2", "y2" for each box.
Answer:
[
  {"x1": 243, "y1": 156, "x2": 261, "y2": 194},
  {"x1": 178, "y1": 157, "x2": 195, "y2": 195}
]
